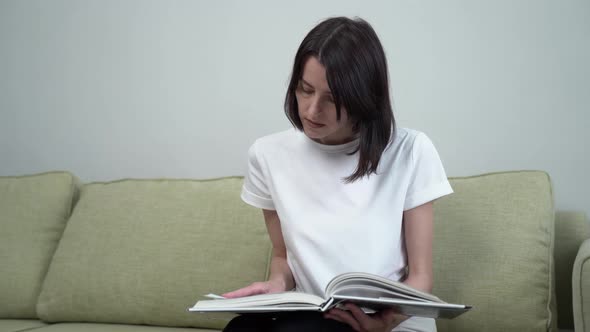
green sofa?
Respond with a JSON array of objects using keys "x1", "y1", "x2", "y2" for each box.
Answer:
[{"x1": 1, "y1": 170, "x2": 588, "y2": 332}]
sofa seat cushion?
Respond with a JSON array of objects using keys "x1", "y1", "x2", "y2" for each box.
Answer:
[
  {"x1": 0, "y1": 319, "x2": 46, "y2": 332},
  {"x1": 26, "y1": 323, "x2": 217, "y2": 332},
  {"x1": 0, "y1": 172, "x2": 79, "y2": 318},
  {"x1": 433, "y1": 171, "x2": 556, "y2": 332},
  {"x1": 37, "y1": 177, "x2": 269, "y2": 329}
]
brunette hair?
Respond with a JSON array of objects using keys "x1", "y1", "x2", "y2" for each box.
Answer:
[{"x1": 284, "y1": 17, "x2": 395, "y2": 182}]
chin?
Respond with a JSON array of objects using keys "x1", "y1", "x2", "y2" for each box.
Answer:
[{"x1": 302, "y1": 127, "x2": 326, "y2": 140}]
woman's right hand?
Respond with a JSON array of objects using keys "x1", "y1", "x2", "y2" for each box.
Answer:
[
  {"x1": 222, "y1": 210, "x2": 294, "y2": 299},
  {"x1": 222, "y1": 279, "x2": 287, "y2": 299}
]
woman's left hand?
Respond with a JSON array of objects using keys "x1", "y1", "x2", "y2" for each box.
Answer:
[{"x1": 324, "y1": 303, "x2": 408, "y2": 332}]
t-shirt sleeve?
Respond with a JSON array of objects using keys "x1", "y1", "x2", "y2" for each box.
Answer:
[
  {"x1": 404, "y1": 132, "x2": 453, "y2": 211},
  {"x1": 241, "y1": 141, "x2": 276, "y2": 210}
]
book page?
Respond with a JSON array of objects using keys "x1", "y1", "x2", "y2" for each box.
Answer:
[
  {"x1": 331, "y1": 284, "x2": 432, "y2": 302},
  {"x1": 325, "y1": 272, "x2": 443, "y2": 303},
  {"x1": 190, "y1": 291, "x2": 326, "y2": 310},
  {"x1": 329, "y1": 295, "x2": 471, "y2": 319}
]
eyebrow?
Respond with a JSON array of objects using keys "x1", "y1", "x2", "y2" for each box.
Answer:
[{"x1": 300, "y1": 78, "x2": 332, "y2": 95}]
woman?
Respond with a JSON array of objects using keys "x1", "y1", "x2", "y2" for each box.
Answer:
[{"x1": 222, "y1": 16, "x2": 452, "y2": 332}]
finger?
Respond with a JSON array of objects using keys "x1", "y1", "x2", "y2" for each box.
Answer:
[
  {"x1": 378, "y1": 308, "x2": 408, "y2": 324},
  {"x1": 394, "y1": 313, "x2": 410, "y2": 325},
  {"x1": 327, "y1": 309, "x2": 362, "y2": 331},
  {"x1": 345, "y1": 303, "x2": 375, "y2": 330},
  {"x1": 379, "y1": 308, "x2": 409, "y2": 320},
  {"x1": 378, "y1": 308, "x2": 397, "y2": 321},
  {"x1": 323, "y1": 313, "x2": 346, "y2": 324},
  {"x1": 221, "y1": 289, "x2": 248, "y2": 298},
  {"x1": 222, "y1": 283, "x2": 266, "y2": 298}
]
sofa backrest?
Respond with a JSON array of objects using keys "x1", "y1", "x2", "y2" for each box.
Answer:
[
  {"x1": 433, "y1": 171, "x2": 556, "y2": 332},
  {"x1": 36, "y1": 177, "x2": 271, "y2": 329},
  {"x1": 0, "y1": 171, "x2": 79, "y2": 319}
]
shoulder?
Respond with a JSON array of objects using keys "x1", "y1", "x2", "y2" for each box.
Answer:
[
  {"x1": 379, "y1": 127, "x2": 440, "y2": 170},
  {"x1": 393, "y1": 127, "x2": 422, "y2": 144},
  {"x1": 253, "y1": 128, "x2": 298, "y2": 148},
  {"x1": 248, "y1": 128, "x2": 301, "y2": 159},
  {"x1": 386, "y1": 127, "x2": 426, "y2": 156},
  {"x1": 389, "y1": 127, "x2": 444, "y2": 169}
]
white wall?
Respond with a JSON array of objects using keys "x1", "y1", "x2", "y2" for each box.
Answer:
[{"x1": 1, "y1": 0, "x2": 588, "y2": 216}]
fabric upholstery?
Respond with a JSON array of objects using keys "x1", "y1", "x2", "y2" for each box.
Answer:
[
  {"x1": 554, "y1": 211, "x2": 590, "y2": 329},
  {"x1": 0, "y1": 319, "x2": 46, "y2": 332},
  {"x1": 573, "y1": 238, "x2": 590, "y2": 332},
  {"x1": 37, "y1": 177, "x2": 270, "y2": 329},
  {"x1": 22, "y1": 323, "x2": 216, "y2": 332},
  {"x1": 433, "y1": 171, "x2": 555, "y2": 332},
  {"x1": 0, "y1": 172, "x2": 78, "y2": 318}
]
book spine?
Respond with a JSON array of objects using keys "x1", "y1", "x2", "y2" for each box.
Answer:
[{"x1": 320, "y1": 297, "x2": 335, "y2": 312}]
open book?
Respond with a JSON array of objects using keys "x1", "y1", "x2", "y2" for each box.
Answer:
[{"x1": 189, "y1": 272, "x2": 471, "y2": 319}]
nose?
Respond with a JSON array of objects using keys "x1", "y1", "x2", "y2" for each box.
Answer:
[{"x1": 307, "y1": 95, "x2": 322, "y2": 118}]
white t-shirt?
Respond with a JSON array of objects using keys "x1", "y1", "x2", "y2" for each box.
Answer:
[{"x1": 241, "y1": 127, "x2": 453, "y2": 297}]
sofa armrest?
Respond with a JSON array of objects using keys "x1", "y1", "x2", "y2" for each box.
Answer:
[{"x1": 573, "y1": 238, "x2": 590, "y2": 332}]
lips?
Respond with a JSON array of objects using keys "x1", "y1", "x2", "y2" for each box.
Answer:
[{"x1": 305, "y1": 118, "x2": 325, "y2": 128}]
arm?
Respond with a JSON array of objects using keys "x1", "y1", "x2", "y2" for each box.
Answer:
[
  {"x1": 402, "y1": 202, "x2": 434, "y2": 293},
  {"x1": 222, "y1": 209, "x2": 294, "y2": 298},
  {"x1": 264, "y1": 209, "x2": 295, "y2": 291}
]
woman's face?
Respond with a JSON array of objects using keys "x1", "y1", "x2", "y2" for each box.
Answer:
[{"x1": 296, "y1": 56, "x2": 355, "y2": 145}]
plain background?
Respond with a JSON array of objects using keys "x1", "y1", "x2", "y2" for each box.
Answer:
[{"x1": 0, "y1": 0, "x2": 588, "y2": 217}]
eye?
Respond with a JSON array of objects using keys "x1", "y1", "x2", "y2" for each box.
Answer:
[
  {"x1": 297, "y1": 84, "x2": 314, "y2": 96},
  {"x1": 297, "y1": 81, "x2": 314, "y2": 96}
]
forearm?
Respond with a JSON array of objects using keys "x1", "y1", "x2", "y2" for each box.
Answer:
[
  {"x1": 403, "y1": 202, "x2": 434, "y2": 293},
  {"x1": 268, "y1": 251, "x2": 295, "y2": 291},
  {"x1": 262, "y1": 209, "x2": 295, "y2": 290},
  {"x1": 403, "y1": 271, "x2": 433, "y2": 293}
]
